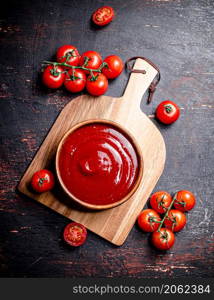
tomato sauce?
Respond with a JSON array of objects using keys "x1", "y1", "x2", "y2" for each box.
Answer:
[{"x1": 58, "y1": 123, "x2": 140, "y2": 205}]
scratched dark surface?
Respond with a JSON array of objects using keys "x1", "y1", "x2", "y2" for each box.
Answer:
[{"x1": 0, "y1": 0, "x2": 213, "y2": 278}]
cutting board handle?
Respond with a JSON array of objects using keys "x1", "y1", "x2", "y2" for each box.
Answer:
[{"x1": 122, "y1": 58, "x2": 158, "y2": 106}]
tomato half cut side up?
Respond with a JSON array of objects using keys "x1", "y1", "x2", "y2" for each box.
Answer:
[
  {"x1": 92, "y1": 6, "x2": 115, "y2": 26},
  {"x1": 63, "y1": 222, "x2": 87, "y2": 247}
]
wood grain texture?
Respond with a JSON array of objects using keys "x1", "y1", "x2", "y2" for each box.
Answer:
[
  {"x1": 0, "y1": 0, "x2": 214, "y2": 278},
  {"x1": 18, "y1": 59, "x2": 165, "y2": 245}
]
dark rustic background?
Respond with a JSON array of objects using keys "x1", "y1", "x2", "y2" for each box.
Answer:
[{"x1": 0, "y1": 0, "x2": 213, "y2": 278}]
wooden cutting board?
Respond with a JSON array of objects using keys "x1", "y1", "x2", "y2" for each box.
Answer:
[{"x1": 18, "y1": 58, "x2": 166, "y2": 246}]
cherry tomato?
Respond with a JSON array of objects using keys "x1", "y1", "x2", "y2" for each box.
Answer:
[
  {"x1": 174, "y1": 190, "x2": 196, "y2": 212},
  {"x1": 63, "y1": 222, "x2": 87, "y2": 247},
  {"x1": 42, "y1": 65, "x2": 65, "y2": 89},
  {"x1": 56, "y1": 45, "x2": 80, "y2": 67},
  {"x1": 156, "y1": 100, "x2": 180, "y2": 124},
  {"x1": 164, "y1": 209, "x2": 186, "y2": 232},
  {"x1": 86, "y1": 73, "x2": 108, "y2": 96},
  {"x1": 92, "y1": 6, "x2": 115, "y2": 27},
  {"x1": 64, "y1": 69, "x2": 86, "y2": 93},
  {"x1": 151, "y1": 228, "x2": 175, "y2": 250},
  {"x1": 102, "y1": 55, "x2": 124, "y2": 79},
  {"x1": 79, "y1": 51, "x2": 102, "y2": 73},
  {"x1": 137, "y1": 209, "x2": 161, "y2": 232},
  {"x1": 31, "y1": 169, "x2": 55, "y2": 193},
  {"x1": 150, "y1": 191, "x2": 172, "y2": 214}
]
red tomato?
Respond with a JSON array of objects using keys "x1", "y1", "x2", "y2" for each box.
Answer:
[
  {"x1": 86, "y1": 73, "x2": 108, "y2": 96},
  {"x1": 151, "y1": 228, "x2": 175, "y2": 250},
  {"x1": 174, "y1": 190, "x2": 196, "y2": 212},
  {"x1": 64, "y1": 69, "x2": 86, "y2": 93},
  {"x1": 164, "y1": 209, "x2": 186, "y2": 232},
  {"x1": 79, "y1": 51, "x2": 102, "y2": 73},
  {"x1": 137, "y1": 209, "x2": 161, "y2": 232},
  {"x1": 63, "y1": 222, "x2": 87, "y2": 247},
  {"x1": 150, "y1": 191, "x2": 172, "y2": 214},
  {"x1": 102, "y1": 55, "x2": 124, "y2": 79},
  {"x1": 42, "y1": 65, "x2": 65, "y2": 89},
  {"x1": 156, "y1": 100, "x2": 180, "y2": 124},
  {"x1": 31, "y1": 169, "x2": 55, "y2": 193},
  {"x1": 56, "y1": 45, "x2": 80, "y2": 66},
  {"x1": 92, "y1": 6, "x2": 115, "y2": 26}
]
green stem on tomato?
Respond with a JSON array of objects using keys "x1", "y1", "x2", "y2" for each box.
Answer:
[
  {"x1": 149, "y1": 217, "x2": 162, "y2": 224},
  {"x1": 164, "y1": 104, "x2": 173, "y2": 113},
  {"x1": 157, "y1": 194, "x2": 166, "y2": 210},
  {"x1": 157, "y1": 193, "x2": 177, "y2": 232},
  {"x1": 43, "y1": 60, "x2": 106, "y2": 74}
]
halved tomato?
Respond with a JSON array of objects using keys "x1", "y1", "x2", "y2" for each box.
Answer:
[
  {"x1": 63, "y1": 222, "x2": 87, "y2": 247},
  {"x1": 92, "y1": 6, "x2": 115, "y2": 26}
]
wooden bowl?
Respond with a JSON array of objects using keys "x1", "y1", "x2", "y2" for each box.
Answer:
[{"x1": 55, "y1": 119, "x2": 144, "y2": 210}]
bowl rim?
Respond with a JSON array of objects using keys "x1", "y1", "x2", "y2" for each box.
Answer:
[{"x1": 55, "y1": 119, "x2": 144, "y2": 210}]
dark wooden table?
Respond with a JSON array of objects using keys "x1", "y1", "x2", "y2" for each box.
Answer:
[{"x1": 0, "y1": 0, "x2": 213, "y2": 278}]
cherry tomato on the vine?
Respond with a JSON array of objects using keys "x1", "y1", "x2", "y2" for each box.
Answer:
[
  {"x1": 56, "y1": 45, "x2": 80, "y2": 67},
  {"x1": 164, "y1": 209, "x2": 186, "y2": 232},
  {"x1": 156, "y1": 100, "x2": 180, "y2": 124},
  {"x1": 150, "y1": 191, "x2": 172, "y2": 214},
  {"x1": 42, "y1": 65, "x2": 65, "y2": 89},
  {"x1": 102, "y1": 55, "x2": 123, "y2": 79},
  {"x1": 137, "y1": 209, "x2": 161, "y2": 232},
  {"x1": 174, "y1": 190, "x2": 196, "y2": 212},
  {"x1": 63, "y1": 222, "x2": 87, "y2": 247},
  {"x1": 151, "y1": 228, "x2": 175, "y2": 250},
  {"x1": 86, "y1": 73, "x2": 108, "y2": 96},
  {"x1": 64, "y1": 69, "x2": 86, "y2": 93},
  {"x1": 92, "y1": 6, "x2": 115, "y2": 26},
  {"x1": 31, "y1": 169, "x2": 55, "y2": 193},
  {"x1": 79, "y1": 51, "x2": 102, "y2": 73}
]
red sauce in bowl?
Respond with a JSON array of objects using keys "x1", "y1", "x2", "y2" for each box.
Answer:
[{"x1": 57, "y1": 122, "x2": 141, "y2": 206}]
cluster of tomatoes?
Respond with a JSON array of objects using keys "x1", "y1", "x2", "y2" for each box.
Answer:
[
  {"x1": 42, "y1": 46, "x2": 180, "y2": 125},
  {"x1": 30, "y1": 169, "x2": 87, "y2": 247},
  {"x1": 42, "y1": 45, "x2": 123, "y2": 96},
  {"x1": 137, "y1": 190, "x2": 196, "y2": 250}
]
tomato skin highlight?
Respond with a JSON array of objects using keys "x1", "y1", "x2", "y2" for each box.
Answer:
[
  {"x1": 151, "y1": 228, "x2": 175, "y2": 250},
  {"x1": 63, "y1": 222, "x2": 87, "y2": 247},
  {"x1": 79, "y1": 51, "x2": 102, "y2": 73},
  {"x1": 137, "y1": 209, "x2": 161, "y2": 232},
  {"x1": 92, "y1": 6, "x2": 115, "y2": 26},
  {"x1": 102, "y1": 55, "x2": 124, "y2": 79},
  {"x1": 56, "y1": 45, "x2": 80, "y2": 66},
  {"x1": 31, "y1": 169, "x2": 55, "y2": 193},
  {"x1": 42, "y1": 65, "x2": 65, "y2": 89},
  {"x1": 150, "y1": 191, "x2": 172, "y2": 214},
  {"x1": 164, "y1": 209, "x2": 186, "y2": 232},
  {"x1": 174, "y1": 190, "x2": 196, "y2": 212},
  {"x1": 156, "y1": 100, "x2": 180, "y2": 124},
  {"x1": 86, "y1": 73, "x2": 108, "y2": 96},
  {"x1": 64, "y1": 69, "x2": 86, "y2": 93}
]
